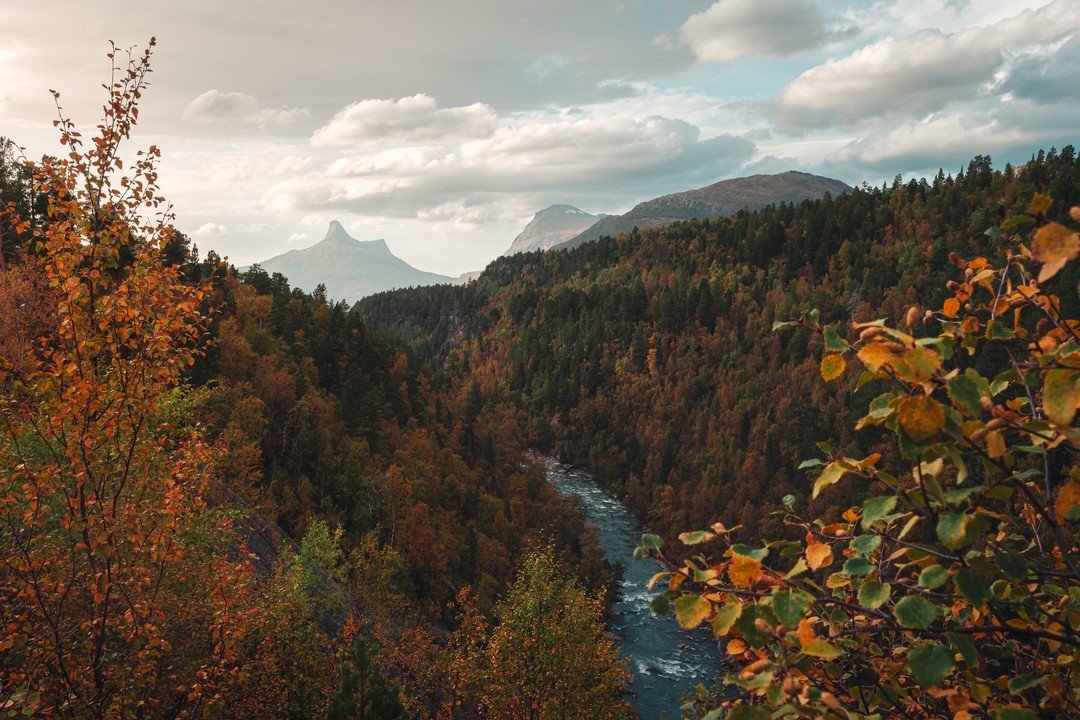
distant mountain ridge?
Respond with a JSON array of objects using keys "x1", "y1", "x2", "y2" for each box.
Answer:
[
  {"x1": 503, "y1": 205, "x2": 601, "y2": 255},
  {"x1": 255, "y1": 221, "x2": 452, "y2": 301},
  {"x1": 556, "y1": 171, "x2": 852, "y2": 250}
]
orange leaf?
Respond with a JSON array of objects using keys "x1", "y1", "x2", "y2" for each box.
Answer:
[
  {"x1": 943, "y1": 297, "x2": 961, "y2": 318},
  {"x1": 728, "y1": 553, "x2": 763, "y2": 588},
  {"x1": 806, "y1": 541, "x2": 833, "y2": 571},
  {"x1": 897, "y1": 394, "x2": 946, "y2": 443},
  {"x1": 1031, "y1": 222, "x2": 1080, "y2": 283}
]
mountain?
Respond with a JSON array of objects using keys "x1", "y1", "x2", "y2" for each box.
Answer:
[
  {"x1": 254, "y1": 221, "x2": 453, "y2": 301},
  {"x1": 556, "y1": 170, "x2": 852, "y2": 250},
  {"x1": 503, "y1": 205, "x2": 601, "y2": 255}
]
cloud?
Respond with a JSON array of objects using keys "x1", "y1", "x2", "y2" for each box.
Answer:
[
  {"x1": 193, "y1": 222, "x2": 228, "y2": 238},
  {"x1": 769, "y1": 0, "x2": 1080, "y2": 131},
  {"x1": 1002, "y1": 35, "x2": 1080, "y2": 105},
  {"x1": 679, "y1": 0, "x2": 834, "y2": 64},
  {"x1": 182, "y1": 89, "x2": 309, "y2": 126},
  {"x1": 268, "y1": 113, "x2": 755, "y2": 219},
  {"x1": 310, "y1": 94, "x2": 498, "y2": 147}
]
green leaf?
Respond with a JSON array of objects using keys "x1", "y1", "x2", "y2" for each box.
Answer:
[
  {"x1": 641, "y1": 533, "x2": 663, "y2": 550},
  {"x1": 678, "y1": 530, "x2": 714, "y2": 545},
  {"x1": 820, "y1": 353, "x2": 846, "y2": 381},
  {"x1": 894, "y1": 596, "x2": 937, "y2": 629},
  {"x1": 995, "y1": 710, "x2": 1038, "y2": 720},
  {"x1": 995, "y1": 552, "x2": 1029, "y2": 580},
  {"x1": 858, "y1": 580, "x2": 891, "y2": 610},
  {"x1": 1008, "y1": 675, "x2": 1046, "y2": 694},
  {"x1": 918, "y1": 564, "x2": 949, "y2": 590},
  {"x1": 730, "y1": 544, "x2": 768, "y2": 562},
  {"x1": 801, "y1": 639, "x2": 843, "y2": 658},
  {"x1": 674, "y1": 594, "x2": 711, "y2": 630},
  {"x1": 861, "y1": 495, "x2": 898, "y2": 530},
  {"x1": 948, "y1": 632, "x2": 979, "y2": 665},
  {"x1": 948, "y1": 369, "x2": 988, "y2": 416},
  {"x1": 955, "y1": 568, "x2": 991, "y2": 607},
  {"x1": 824, "y1": 324, "x2": 849, "y2": 352},
  {"x1": 849, "y1": 534, "x2": 882, "y2": 557},
  {"x1": 797, "y1": 459, "x2": 823, "y2": 469},
  {"x1": 711, "y1": 598, "x2": 742, "y2": 637},
  {"x1": 937, "y1": 512, "x2": 972, "y2": 550},
  {"x1": 844, "y1": 557, "x2": 875, "y2": 576},
  {"x1": 907, "y1": 643, "x2": 954, "y2": 687},
  {"x1": 727, "y1": 707, "x2": 771, "y2": 720},
  {"x1": 772, "y1": 589, "x2": 809, "y2": 627}
]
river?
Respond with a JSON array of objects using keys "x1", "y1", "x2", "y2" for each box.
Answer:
[{"x1": 546, "y1": 461, "x2": 725, "y2": 719}]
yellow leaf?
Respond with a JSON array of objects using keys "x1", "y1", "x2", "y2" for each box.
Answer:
[
  {"x1": 1043, "y1": 369, "x2": 1080, "y2": 427},
  {"x1": 858, "y1": 341, "x2": 901, "y2": 371},
  {"x1": 1055, "y1": 479, "x2": 1080, "y2": 523},
  {"x1": 897, "y1": 394, "x2": 946, "y2": 443},
  {"x1": 820, "y1": 353, "x2": 846, "y2": 381},
  {"x1": 726, "y1": 638, "x2": 747, "y2": 656},
  {"x1": 985, "y1": 430, "x2": 1006, "y2": 458},
  {"x1": 1031, "y1": 222, "x2": 1080, "y2": 282}
]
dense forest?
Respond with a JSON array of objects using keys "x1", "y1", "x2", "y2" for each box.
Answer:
[
  {"x1": 358, "y1": 150, "x2": 1080, "y2": 545},
  {"x1": 3, "y1": 41, "x2": 1079, "y2": 720}
]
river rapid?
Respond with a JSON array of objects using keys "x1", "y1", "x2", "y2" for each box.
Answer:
[{"x1": 544, "y1": 459, "x2": 724, "y2": 719}]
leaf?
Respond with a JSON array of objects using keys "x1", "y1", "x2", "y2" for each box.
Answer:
[
  {"x1": 954, "y1": 568, "x2": 991, "y2": 607},
  {"x1": 641, "y1": 533, "x2": 663, "y2": 550},
  {"x1": 1043, "y1": 369, "x2": 1080, "y2": 427},
  {"x1": 1031, "y1": 222, "x2": 1080, "y2": 282},
  {"x1": 861, "y1": 495, "x2": 898, "y2": 529},
  {"x1": 728, "y1": 553, "x2": 763, "y2": 588},
  {"x1": 858, "y1": 580, "x2": 891, "y2": 610},
  {"x1": 813, "y1": 462, "x2": 848, "y2": 499},
  {"x1": 711, "y1": 598, "x2": 742, "y2": 637},
  {"x1": 805, "y1": 541, "x2": 833, "y2": 571},
  {"x1": 843, "y1": 557, "x2": 875, "y2": 576},
  {"x1": 937, "y1": 512, "x2": 972, "y2": 550},
  {"x1": 674, "y1": 594, "x2": 711, "y2": 630},
  {"x1": 907, "y1": 643, "x2": 954, "y2": 687},
  {"x1": 649, "y1": 594, "x2": 670, "y2": 615},
  {"x1": 1008, "y1": 675, "x2": 1046, "y2": 694},
  {"x1": 996, "y1": 709, "x2": 1038, "y2": 720},
  {"x1": 985, "y1": 430, "x2": 1006, "y2": 458},
  {"x1": 995, "y1": 552, "x2": 1029, "y2": 580},
  {"x1": 918, "y1": 564, "x2": 949, "y2": 589},
  {"x1": 948, "y1": 370, "x2": 988, "y2": 416},
  {"x1": 1054, "y1": 480, "x2": 1080, "y2": 523},
  {"x1": 849, "y1": 533, "x2": 882, "y2": 557},
  {"x1": 824, "y1": 324, "x2": 849, "y2": 352},
  {"x1": 897, "y1": 394, "x2": 946, "y2": 442},
  {"x1": 820, "y1": 353, "x2": 846, "y2": 381},
  {"x1": 858, "y1": 341, "x2": 901, "y2": 371},
  {"x1": 678, "y1": 530, "x2": 715, "y2": 545},
  {"x1": 771, "y1": 589, "x2": 809, "y2": 628},
  {"x1": 895, "y1": 346, "x2": 943, "y2": 383},
  {"x1": 801, "y1": 639, "x2": 843, "y2": 658},
  {"x1": 894, "y1": 596, "x2": 937, "y2": 629},
  {"x1": 943, "y1": 297, "x2": 961, "y2": 318}
]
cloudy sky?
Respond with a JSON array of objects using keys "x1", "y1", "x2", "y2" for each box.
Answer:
[{"x1": 1, "y1": 0, "x2": 1077, "y2": 275}]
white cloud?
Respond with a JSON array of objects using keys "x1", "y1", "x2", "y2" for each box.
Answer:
[
  {"x1": 193, "y1": 222, "x2": 228, "y2": 238},
  {"x1": 269, "y1": 113, "x2": 755, "y2": 220},
  {"x1": 679, "y1": 0, "x2": 832, "y2": 63},
  {"x1": 310, "y1": 94, "x2": 498, "y2": 147},
  {"x1": 770, "y1": 0, "x2": 1079, "y2": 131},
  {"x1": 182, "y1": 89, "x2": 309, "y2": 126}
]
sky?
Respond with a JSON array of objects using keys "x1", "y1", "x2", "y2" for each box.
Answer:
[{"x1": 0, "y1": 0, "x2": 1077, "y2": 275}]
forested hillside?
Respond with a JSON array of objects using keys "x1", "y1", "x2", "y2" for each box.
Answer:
[{"x1": 358, "y1": 151, "x2": 1080, "y2": 545}]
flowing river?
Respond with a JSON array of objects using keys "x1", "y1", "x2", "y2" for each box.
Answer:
[{"x1": 546, "y1": 461, "x2": 725, "y2": 719}]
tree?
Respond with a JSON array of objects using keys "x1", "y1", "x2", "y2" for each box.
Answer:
[
  {"x1": 647, "y1": 196, "x2": 1080, "y2": 718},
  {"x1": 327, "y1": 635, "x2": 409, "y2": 720},
  {"x1": 444, "y1": 546, "x2": 632, "y2": 720},
  {"x1": 0, "y1": 41, "x2": 248, "y2": 719}
]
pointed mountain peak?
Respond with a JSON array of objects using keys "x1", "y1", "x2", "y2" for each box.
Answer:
[
  {"x1": 322, "y1": 220, "x2": 355, "y2": 244},
  {"x1": 503, "y1": 204, "x2": 600, "y2": 256}
]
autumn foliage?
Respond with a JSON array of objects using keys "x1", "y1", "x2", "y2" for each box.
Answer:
[{"x1": 646, "y1": 197, "x2": 1080, "y2": 718}]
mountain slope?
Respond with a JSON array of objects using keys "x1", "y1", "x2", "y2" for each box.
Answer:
[
  {"x1": 255, "y1": 221, "x2": 453, "y2": 301},
  {"x1": 557, "y1": 170, "x2": 851, "y2": 250},
  {"x1": 503, "y1": 205, "x2": 600, "y2": 255}
]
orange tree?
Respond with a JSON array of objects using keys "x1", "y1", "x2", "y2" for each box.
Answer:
[
  {"x1": 0, "y1": 41, "x2": 251, "y2": 718},
  {"x1": 643, "y1": 197, "x2": 1080, "y2": 719}
]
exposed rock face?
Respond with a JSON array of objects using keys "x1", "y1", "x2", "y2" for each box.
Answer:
[
  {"x1": 255, "y1": 221, "x2": 453, "y2": 301},
  {"x1": 503, "y1": 205, "x2": 600, "y2": 255},
  {"x1": 556, "y1": 171, "x2": 852, "y2": 250}
]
